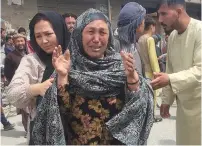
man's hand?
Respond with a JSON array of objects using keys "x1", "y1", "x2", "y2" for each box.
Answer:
[
  {"x1": 150, "y1": 72, "x2": 170, "y2": 90},
  {"x1": 160, "y1": 104, "x2": 171, "y2": 118},
  {"x1": 158, "y1": 54, "x2": 167, "y2": 60}
]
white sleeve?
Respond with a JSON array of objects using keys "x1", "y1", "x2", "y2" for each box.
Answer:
[{"x1": 6, "y1": 55, "x2": 42, "y2": 108}]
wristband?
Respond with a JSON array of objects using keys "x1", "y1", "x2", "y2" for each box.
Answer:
[{"x1": 127, "y1": 79, "x2": 139, "y2": 85}]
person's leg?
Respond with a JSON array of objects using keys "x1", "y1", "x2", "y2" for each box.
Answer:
[
  {"x1": 1, "y1": 107, "x2": 10, "y2": 126},
  {"x1": 16, "y1": 108, "x2": 21, "y2": 115},
  {"x1": 21, "y1": 110, "x2": 28, "y2": 132},
  {"x1": 153, "y1": 90, "x2": 162, "y2": 122},
  {"x1": 21, "y1": 109, "x2": 29, "y2": 138},
  {"x1": 29, "y1": 121, "x2": 35, "y2": 145},
  {"x1": 145, "y1": 73, "x2": 162, "y2": 122},
  {"x1": 1, "y1": 107, "x2": 15, "y2": 130}
]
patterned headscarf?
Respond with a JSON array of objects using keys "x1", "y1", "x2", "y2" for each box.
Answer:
[
  {"x1": 117, "y1": 2, "x2": 146, "y2": 44},
  {"x1": 71, "y1": 8, "x2": 114, "y2": 52},
  {"x1": 32, "y1": 8, "x2": 154, "y2": 145},
  {"x1": 67, "y1": 8, "x2": 126, "y2": 98}
]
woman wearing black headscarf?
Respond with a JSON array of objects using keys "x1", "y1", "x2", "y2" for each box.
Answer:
[
  {"x1": 6, "y1": 11, "x2": 70, "y2": 143},
  {"x1": 32, "y1": 9, "x2": 154, "y2": 145}
]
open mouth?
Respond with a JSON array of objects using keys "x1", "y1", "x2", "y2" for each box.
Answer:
[{"x1": 91, "y1": 47, "x2": 101, "y2": 52}]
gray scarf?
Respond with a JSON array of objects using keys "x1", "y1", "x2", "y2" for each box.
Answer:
[
  {"x1": 31, "y1": 8, "x2": 154, "y2": 145},
  {"x1": 117, "y1": 2, "x2": 146, "y2": 45},
  {"x1": 66, "y1": 8, "x2": 126, "y2": 98}
]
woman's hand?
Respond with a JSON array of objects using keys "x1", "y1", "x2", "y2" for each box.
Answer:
[
  {"x1": 52, "y1": 45, "x2": 71, "y2": 78},
  {"x1": 38, "y1": 78, "x2": 54, "y2": 96},
  {"x1": 121, "y1": 51, "x2": 139, "y2": 91},
  {"x1": 29, "y1": 78, "x2": 54, "y2": 97}
]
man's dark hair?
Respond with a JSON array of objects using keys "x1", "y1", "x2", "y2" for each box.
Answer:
[
  {"x1": 157, "y1": 0, "x2": 186, "y2": 9},
  {"x1": 1, "y1": 28, "x2": 5, "y2": 34},
  {"x1": 6, "y1": 35, "x2": 12, "y2": 42},
  {"x1": 18, "y1": 27, "x2": 26, "y2": 34},
  {"x1": 62, "y1": 13, "x2": 77, "y2": 20},
  {"x1": 165, "y1": 29, "x2": 173, "y2": 35},
  {"x1": 144, "y1": 15, "x2": 156, "y2": 31}
]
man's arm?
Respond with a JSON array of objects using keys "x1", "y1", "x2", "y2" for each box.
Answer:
[{"x1": 162, "y1": 38, "x2": 176, "y2": 105}]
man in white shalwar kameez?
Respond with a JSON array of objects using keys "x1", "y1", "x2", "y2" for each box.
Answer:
[{"x1": 151, "y1": 0, "x2": 201, "y2": 145}]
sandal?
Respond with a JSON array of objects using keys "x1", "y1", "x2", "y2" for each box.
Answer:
[{"x1": 154, "y1": 116, "x2": 163, "y2": 123}]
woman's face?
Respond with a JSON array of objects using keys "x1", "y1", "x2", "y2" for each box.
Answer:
[
  {"x1": 34, "y1": 20, "x2": 58, "y2": 54},
  {"x1": 82, "y1": 20, "x2": 109, "y2": 59}
]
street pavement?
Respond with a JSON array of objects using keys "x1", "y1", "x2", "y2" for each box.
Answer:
[
  {"x1": 1, "y1": 108, "x2": 27, "y2": 145},
  {"x1": 148, "y1": 102, "x2": 177, "y2": 145},
  {"x1": 1, "y1": 102, "x2": 177, "y2": 145}
]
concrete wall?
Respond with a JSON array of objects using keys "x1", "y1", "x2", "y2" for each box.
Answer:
[
  {"x1": 1, "y1": 0, "x2": 201, "y2": 31},
  {"x1": 1, "y1": 0, "x2": 38, "y2": 31},
  {"x1": 110, "y1": 0, "x2": 123, "y2": 29}
]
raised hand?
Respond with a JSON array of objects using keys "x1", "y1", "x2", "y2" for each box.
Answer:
[
  {"x1": 52, "y1": 45, "x2": 71, "y2": 77},
  {"x1": 121, "y1": 51, "x2": 139, "y2": 91},
  {"x1": 121, "y1": 51, "x2": 139, "y2": 81}
]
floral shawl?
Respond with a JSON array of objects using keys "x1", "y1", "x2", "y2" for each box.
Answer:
[{"x1": 31, "y1": 8, "x2": 154, "y2": 145}]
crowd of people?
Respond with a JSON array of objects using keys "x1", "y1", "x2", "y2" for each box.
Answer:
[{"x1": 0, "y1": 0, "x2": 201, "y2": 145}]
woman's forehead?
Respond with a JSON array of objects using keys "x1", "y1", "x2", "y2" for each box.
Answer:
[
  {"x1": 84, "y1": 20, "x2": 108, "y2": 30},
  {"x1": 76, "y1": 10, "x2": 108, "y2": 28},
  {"x1": 34, "y1": 20, "x2": 54, "y2": 33}
]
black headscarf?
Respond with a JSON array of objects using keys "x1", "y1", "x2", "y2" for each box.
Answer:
[
  {"x1": 29, "y1": 11, "x2": 70, "y2": 73},
  {"x1": 28, "y1": 12, "x2": 70, "y2": 144},
  {"x1": 29, "y1": 11, "x2": 70, "y2": 105}
]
